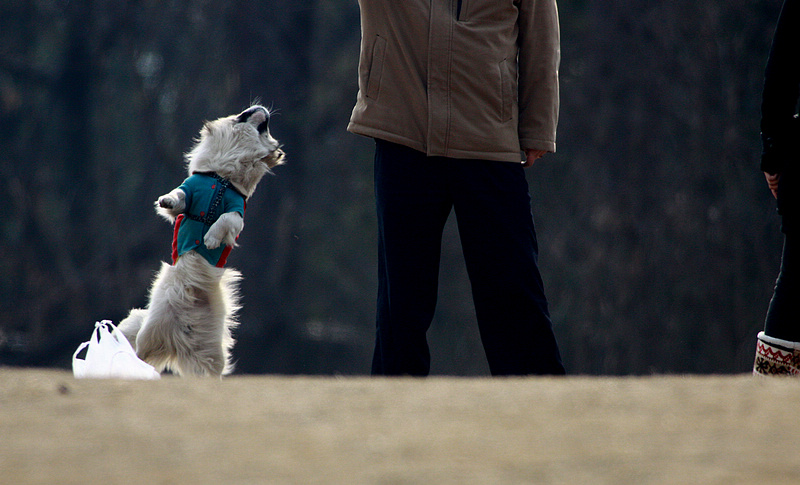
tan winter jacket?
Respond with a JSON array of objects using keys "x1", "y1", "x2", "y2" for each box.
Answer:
[{"x1": 348, "y1": 0, "x2": 560, "y2": 163}]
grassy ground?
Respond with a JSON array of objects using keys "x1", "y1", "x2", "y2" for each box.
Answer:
[{"x1": 1, "y1": 369, "x2": 799, "y2": 484}]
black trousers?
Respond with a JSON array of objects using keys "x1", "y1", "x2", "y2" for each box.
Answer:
[
  {"x1": 765, "y1": 233, "x2": 797, "y2": 341},
  {"x1": 764, "y1": 166, "x2": 796, "y2": 341},
  {"x1": 372, "y1": 139, "x2": 565, "y2": 376}
]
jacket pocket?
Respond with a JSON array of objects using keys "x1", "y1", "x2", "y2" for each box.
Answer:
[
  {"x1": 457, "y1": 0, "x2": 470, "y2": 21},
  {"x1": 366, "y1": 35, "x2": 387, "y2": 99},
  {"x1": 499, "y1": 58, "x2": 515, "y2": 122}
]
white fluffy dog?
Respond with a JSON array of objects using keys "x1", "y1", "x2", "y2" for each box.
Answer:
[{"x1": 118, "y1": 105, "x2": 284, "y2": 376}]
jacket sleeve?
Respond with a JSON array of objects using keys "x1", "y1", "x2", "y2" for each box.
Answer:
[
  {"x1": 224, "y1": 191, "x2": 246, "y2": 218},
  {"x1": 517, "y1": 0, "x2": 561, "y2": 153},
  {"x1": 761, "y1": 0, "x2": 800, "y2": 174},
  {"x1": 178, "y1": 177, "x2": 194, "y2": 212}
]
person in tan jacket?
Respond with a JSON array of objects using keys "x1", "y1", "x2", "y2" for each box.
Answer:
[{"x1": 349, "y1": 0, "x2": 566, "y2": 376}]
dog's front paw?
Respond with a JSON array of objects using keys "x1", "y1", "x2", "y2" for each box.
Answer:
[
  {"x1": 204, "y1": 213, "x2": 242, "y2": 249},
  {"x1": 158, "y1": 195, "x2": 178, "y2": 210},
  {"x1": 155, "y1": 190, "x2": 186, "y2": 222},
  {"x1": 204, "y1": 231, "x2": 222, "y2": 249}
]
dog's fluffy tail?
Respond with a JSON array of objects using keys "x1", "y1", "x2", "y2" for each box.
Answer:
[
  {"x1": 118, "y1": 308, "x2": 147, "y2": 348},
  {"x1": 218, "y1": 266, "x2": 242, "y2": 375}
]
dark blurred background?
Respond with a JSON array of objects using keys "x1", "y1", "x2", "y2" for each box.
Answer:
[{"x1": 0, "y1": 0, "x2": 785, "y2": 375}]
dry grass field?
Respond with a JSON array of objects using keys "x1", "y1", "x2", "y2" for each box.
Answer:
[{"x1": 1, "y1": 368, "x2": 799, "y2": 484}]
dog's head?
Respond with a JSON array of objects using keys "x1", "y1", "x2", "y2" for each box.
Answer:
[{"x1": 185, "y1": 105, "x2": 285, "y2": 197}]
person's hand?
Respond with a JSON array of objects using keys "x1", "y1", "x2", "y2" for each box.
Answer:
[
  {"x1": 523, "y1": 149, "x2": 547, "y2": 168},
  {"x1": 764, "y1": 172, "x2": 780, "y2": 199}
]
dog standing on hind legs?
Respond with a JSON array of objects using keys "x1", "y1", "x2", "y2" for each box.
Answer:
[{"x1": 118, "y1": 105, "x2": 285, "y2": 377}]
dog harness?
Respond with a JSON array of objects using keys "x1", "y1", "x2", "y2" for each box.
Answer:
[{"x1": 171, "y1": 172, "x2": 246, "y2": 267}]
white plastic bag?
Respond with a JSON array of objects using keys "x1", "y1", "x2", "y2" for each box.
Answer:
[{"x1": 72, "y1": 320, "x2": 161, "y2": 380}]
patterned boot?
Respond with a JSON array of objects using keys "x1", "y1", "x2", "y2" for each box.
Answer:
[{"x1": 753, "y1": 332, "x2": 800, "y2": 376}]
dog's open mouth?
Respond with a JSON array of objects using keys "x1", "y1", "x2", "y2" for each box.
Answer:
[{"x1": 265, "y1": 148, "x2": 285, "y2": 168}]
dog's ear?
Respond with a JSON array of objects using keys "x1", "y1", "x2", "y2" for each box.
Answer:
[{"x1": 236, "y1": 106, "x2": 268, "y2": 125}]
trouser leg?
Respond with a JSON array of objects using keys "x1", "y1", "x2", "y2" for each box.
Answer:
[
  {"x1": 764, "y1": 233, "x2": 797, "y2": 342},
  {"x1": 452, "y1": 159, "x2": 565, "y2": 375},
  {"x1": 372, "y1": 140, "x2": 452, "y2": 376}
]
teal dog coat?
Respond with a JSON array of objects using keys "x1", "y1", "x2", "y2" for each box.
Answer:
[{"x1": 171, "y1": 172, "x2": 246, "y2": 267}]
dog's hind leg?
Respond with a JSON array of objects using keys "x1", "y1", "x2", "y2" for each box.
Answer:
[
  {"x1": 169, "y1": 267, "x2": 242, "y2": 377},
  {"x1": 134, "y1": 262, "x2": 185, "y2": 373},
  {"x1": 171, "y1": 283, "x2": 230, "y2": 377}
]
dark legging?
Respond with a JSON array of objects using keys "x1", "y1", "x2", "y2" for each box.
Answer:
[{"x1": 765, "y1": 232, "x2": 798, "y2": 341}]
